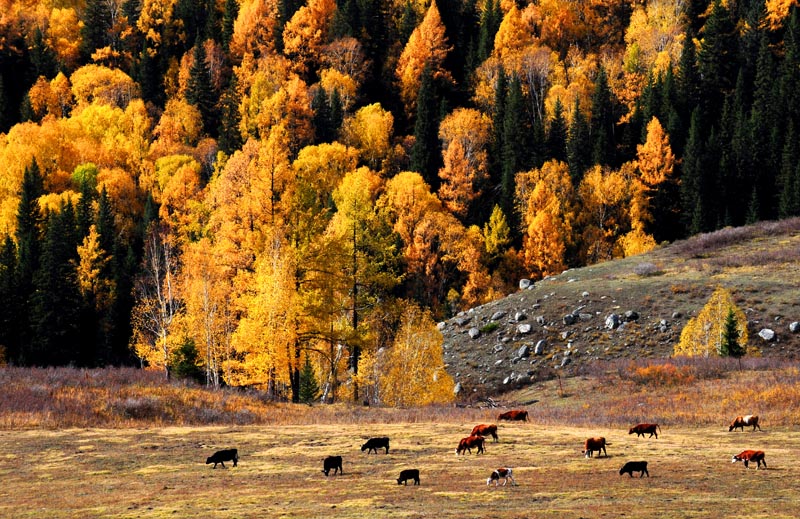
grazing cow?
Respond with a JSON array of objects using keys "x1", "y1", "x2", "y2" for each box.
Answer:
[
  {"x1": 206, "y1": 448, "x2": 238, "y2": 468},
  {"x1": 455, "y1": 435, "x2": 486, "y2": 455},
  {"x1": 487, "y1": 467, "x2": 516, "y2": 486},
  {"x1": 582, "y1": 437, "x2": 609, "y2": 458},
  {"x1": 322, "y1": 456, "x2": 343, "y2": 476},
  {"x1": 732, "y1": 450, "x2": 767, "y2": 469},
  {"x1": 361, "y1": 437, "x2": 390, "y2": 454},
  {"x1": 629, "y1": 423, "x2": 661, "y2": 438},
  {"x1": 471, "y1": 424, "x2": 499, "y2": 442},
  {"x1": 397, "y1": 469, "x2": 420, "y2": 485},
  {"x1": 619, "y1": 461, "x2": 649, "y2": 478},
  {"x1": 498, "y1": 410, "x2": 529, "y2": 422},
  {"x1": 729, "y1": 415, "x2": 761, "y2": 432}
]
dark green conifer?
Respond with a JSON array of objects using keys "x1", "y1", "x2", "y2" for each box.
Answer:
[
  {"x1": 410, "y1": 65, "x2": 441, "y2": 190},
  {"x1": 186, "y1": 37, "x2": 218, "y2": 137},
  {"x1": 589, "y1": 65, "x2": 615, "y2": 166},
  {"x1": 566, "y1": 99, "x2": 590, "y2": 185},
  {"x1": 546, "y1": 97, "x2": 568, "y2": 163}
]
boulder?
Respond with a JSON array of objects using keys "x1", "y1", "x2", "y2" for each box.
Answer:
[
  {"x1": 624, "y1": 310, "x2": 640, "y2": 322},
  {"x1": 437, "y1": 321, "x2": 446, "y2": 331},
  {"x1": 518, "y1": 323, "x2": 532, "y2": 334},
  {"x1": 563, "y1": 314, "x2": 577, "y2": 325},
  {"x1": 789, "y1": 322, "x2": 800, "y2": 333},
  {"x1": 468, "y1": 328, "x2": 481, "y2": 339},
  {"x1": 758, "y1": 328, "x2": 776, "y2": 342},
  {"x1": 517, "y1": 344, "x2": 530, "y2": 358},
  {"x1": 536, "y1": 315, "x2": 546, "y2": 325},
  {"x1": 578, "y1": 313, "x2": 593, "y2": 321},
  {"x1": 519, "y1": 278, "x2": 532, "y2": 290},
  {"x1": 453, "y1": 382, "x2": 463, "y2": 396},
  {"x1": 560, "y1": 356, "x2": 571, "y2": 367},
  {"x1": 515, "y1": 312, "x2": 527, "y2": 322},
  {"x1": 605, "y1": 314, "x2": 621, "y2": 330},
  {"x1": 491, "y1": 310, "x2": 507, "y2": 321},
  {"x1": 534, "y1": 340, "x2": 546, "y2": 355}
]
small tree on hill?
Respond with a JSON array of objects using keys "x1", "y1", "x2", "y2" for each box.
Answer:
[
  {"x1": 719, "y1": 307, "x2": 745, "y2": 367},
  {"x1": 674, "y1": 286, "x2": 751, "y2": 358}
]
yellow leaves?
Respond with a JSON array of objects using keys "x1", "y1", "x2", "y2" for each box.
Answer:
[
  {"x1": 70, "y1": 65, "x2": 139, "y2": 109},
  {"x1": 492, "y1": 3, "x2": 535, "y2": 63},
  {"x1": 46, "y1": 7, "x2": 82, "y2": 70},
  {"x1": 341, "y1": 103, "x2": 394, "y2": 171},
  {"x1": 153, "y1": 155, "x2": 202, "y2": 235},
  {"x1": 517, "y1": 160, "x2": 575, "y2": 277},
  {"x1": 637, "y1": 117, "x2": 675, "y2": 188},
  {"x1": 282, "y1": 0, "x2": 336, "y2": 75},
  {"x1": 319, "y1": 68, "x2": 358, "y2": 111},
  {"x1": 76, "y1": 225, "x2": 113, "y2": 307},
  {"x1": 152, "y1": 98, "x2": 203, "y2": 153},
  {"x1": 437, "y1": 108, "x2": 491, "y2": 218},
  {"x1": 378, "y1": 303, "x2": 454, "y2": 407},
  {"x1": 230, "y1": 0, "x2": 278, "y2": 60},
  {"x1": 766, "y1": 0, "x2": 798, "y2": 29},
  {"x1": 395, "y1": 0, "x2": 452, "y2": 112},
  {"x1": 137, "y1": 0, "x2": 177, "y2": 49},
  {"x1": 675, "y1": 287, "x2": 753, "y2": 358}
]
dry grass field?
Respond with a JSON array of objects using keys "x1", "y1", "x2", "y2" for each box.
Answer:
[{"x1": 1, "y1": 419, "x2": 796, "y2": 519}]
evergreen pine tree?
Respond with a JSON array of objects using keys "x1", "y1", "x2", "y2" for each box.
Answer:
[
  {"x1": 477, "y1": 0, "x2": 501, "y2": 64},
  {"x1": 677, "y1": 26, "x2": 701, "y2": 122},
  {"x1": 719, "y1": 307, "x2": 745, "y2": 365},
  {"x1": 488, "y1": 68, "x2": 507, "y2": 191},
  {"x1": 590, "y1": 65, "x2": 615, "y2": 166},
  {"x1": 221, "y1": 0, "x2": 239, "y2": 51},
  {"x1": 0, "y1": 236, "x2": 18, "y2": 363},
  {"x1": 681, "y1": 109, "x2": 705, "y2": 234},
  {"x1": 697, "y1": 0, "x2": 736, "y2": 120},
  {"x1": 186, "y1": 37, "x2": 218, "y2": 137},
  {"x1": 398, "y1": 1, "x2": 419, "y2": 44},
  {"x1": 750, "y1": 32, "x2": 779, "y2": 221},
  {"x1": 218, "y1": 74, "x2": 243, "y2": 155},
  {"x1": 299, "y1": 355, "x2": 320, "y2": 404},
  {"x1": 778, "y1": 121, "x2": 800, "y2": 217},
  {"x1": 0, "y1": 74, "x2": 7, "y2": 133},
  {"x1": 80, "y1": 0, "x2": 112, "y2": 61},
  {"x1": 410, "y1": 65, "x2": 441, "y2": 190},
  {"x1": 501, "y1": 75, "x2": 525, "y2": 231},
  {"x1": 30, "y1": 27, "x2": 58, "y2": 79},
  {"x1": 546, "y1": 97, "x2": 568, "y2": 162},
  {"x1": 566, "y1": 99, "x2": 591, "y2": 185},
  {"x1": 30, "y1": 204, "x2": 84, "y2": 366},
  {"x1": 329, "y1": 88, "x2": 344, "y2": 137},
  {"x1": 312, "y1": 87, "x2": 332, "y2": 143}
]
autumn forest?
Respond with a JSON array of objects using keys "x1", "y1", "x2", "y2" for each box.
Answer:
[{"x1": 1, "y1": 0, "x2": 799, "y2": 404}]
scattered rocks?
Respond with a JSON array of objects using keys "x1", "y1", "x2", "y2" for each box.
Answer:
[
  {"x1": 790, "y1": 322, "x2": 800, "y2": 333},
  {"x1": 454, "y1": 316, "x2": 472, "y2": 327},
  {"x1": 624, "y1": 310, "x2": 639, "y2": 322},
  {"x1": 758, "y1": 328, "x2": 776, "y2": 342}
]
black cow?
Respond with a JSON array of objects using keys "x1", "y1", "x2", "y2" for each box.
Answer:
[
  {"x1": 397, "y1": 469, "x2": 420, "y2": 485},
  {"x1": 361, "y1": 437, "x2": 390, "y2": 454},
  {"x1": 619, "y1": 461, "x2": 649, "y2": 477},
  {"x1": 206, "y1": 448, "x2": 238, "y2": 468},
  {"x1": 322, "y1": 455, "x2": 343, "y2": 476}
]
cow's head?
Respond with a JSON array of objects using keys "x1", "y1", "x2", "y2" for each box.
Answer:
[{"x1": 731, "y1": 455, "x2": 743, "y2": 463}]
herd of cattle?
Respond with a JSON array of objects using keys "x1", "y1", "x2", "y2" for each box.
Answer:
[{"x1": 205, "y1": 411, "x2": 767, "y2": 484}]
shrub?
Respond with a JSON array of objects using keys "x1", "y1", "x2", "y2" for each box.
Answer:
[
  {"x1": 633, "y1": 262, "x2": 663, "y2": 277},
  {"x1": 480, "y1": 322, "x2": 499, "y2": 333}
]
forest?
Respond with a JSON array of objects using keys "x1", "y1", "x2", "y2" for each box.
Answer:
[{"x1": 1, "y1": 0, "x2": 799, "y2": 404}]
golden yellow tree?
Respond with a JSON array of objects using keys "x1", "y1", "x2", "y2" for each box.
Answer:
[
  {"x1": 437, "y1": 108, "x2": 491, "y2": 219},
  {"x1": 281, "y1": 0, "x2": 336, "y2": 76},
  {"x1": 674, "y1": 287, "x2": 754, "y2": 358},
  {"x1": 637, "y1": 116, "x2": 675, "y2": 188},
  {"x1": 340, "y1": 103, "x2": 394, "y2": 171},
  {"x1": 230, "y1": 0, "x2": 278, "y2": 60},
  {"x1": 395, "y1": 0, "x2": 452, "y2": 112},
  {"x1": 378, "y1": 303, "x2": 455, "y2": 407},
  {"x1": 517, "y1": 160, "x2": 575, "y2": 278}
]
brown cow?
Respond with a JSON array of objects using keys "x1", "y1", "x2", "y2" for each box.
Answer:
[
  {"x1": 471, "y1": 424, "x2": 499, "y2": 442},
  {"x1": 732, "y1": 450, "x2": 766, "y2": 469},
  {"x1": 498, "y1": 410, "x2": 528, "y2": 422},
  {"x1": 455, "y1": 435, "x2": 486, "y2": 455},
  {"x1": 629, "y1": 423, "x2": 661, "y2": 438},
  {"x1": 729, "y1": 415, "x2": 761, "y2": 432},
  {"x1": 582, "y1": 437, "x2": 609, "y2": 458}
]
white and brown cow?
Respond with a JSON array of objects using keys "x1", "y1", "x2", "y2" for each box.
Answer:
[
  {"x1": 487, "y1": 467, "x2": 516, "y2": 486},
  {"x1": 582, "y1": 437, "x2": 609, "y2": 458},
  {"x1": 729, "y1": 415, "x2": 761, "y2": 432},
  {"x1": 732, "y1": 450, "x2": 766, "y2": 469}
]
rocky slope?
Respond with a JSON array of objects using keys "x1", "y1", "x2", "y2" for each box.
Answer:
[{"x1": 440, "y1": 219, "x2": 800, "y2": 398}]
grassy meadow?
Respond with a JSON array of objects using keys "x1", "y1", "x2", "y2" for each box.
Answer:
[{"x1": 2, "y1": 363, "x2": 799, "y2": 518}]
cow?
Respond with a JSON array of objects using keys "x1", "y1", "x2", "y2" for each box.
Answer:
[
  {"x1": 729, "y1": 415, "x2": 761, "y2": 432},
  {"x1": 206, "y1": 448, "x2": 238, "y2": 468},
  {"x1": 732, "y1": 450, "x2": 767, "y2": 469},
  {"x1": 619, "y1": 461, "x2": 649, "y2": 478},
  {"x1": 471, "y1": 424, "x2": 499, "y2": 442},
  {"x1": 455, "y1": 435, "x2": 486, "y2": 455},
  {"x1": 487, "y1": 467, "x2": 516, "y2": 486},
  {"x1": 397, "y1": 469, "x2": 420, "y2": 485},
  {"x1": 629, "y1": 423, "x2": 661, "y2": 438},
  {"x1": 498, "y1": 410, "x2": 529, "y2": 422},
  {"x1": 582, "y1": 437, "x2": 608, "y2": 458},
  {"x1": 361, "y1": 437, "x2": 390, "y2": 454},
  {"x1": 322, "y1": 456, "x2": 343, "y2": 476}
]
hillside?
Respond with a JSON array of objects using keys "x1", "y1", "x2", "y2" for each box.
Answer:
[{"x1": 441, "y1": 218, "x2": 800, "y2": 397}]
